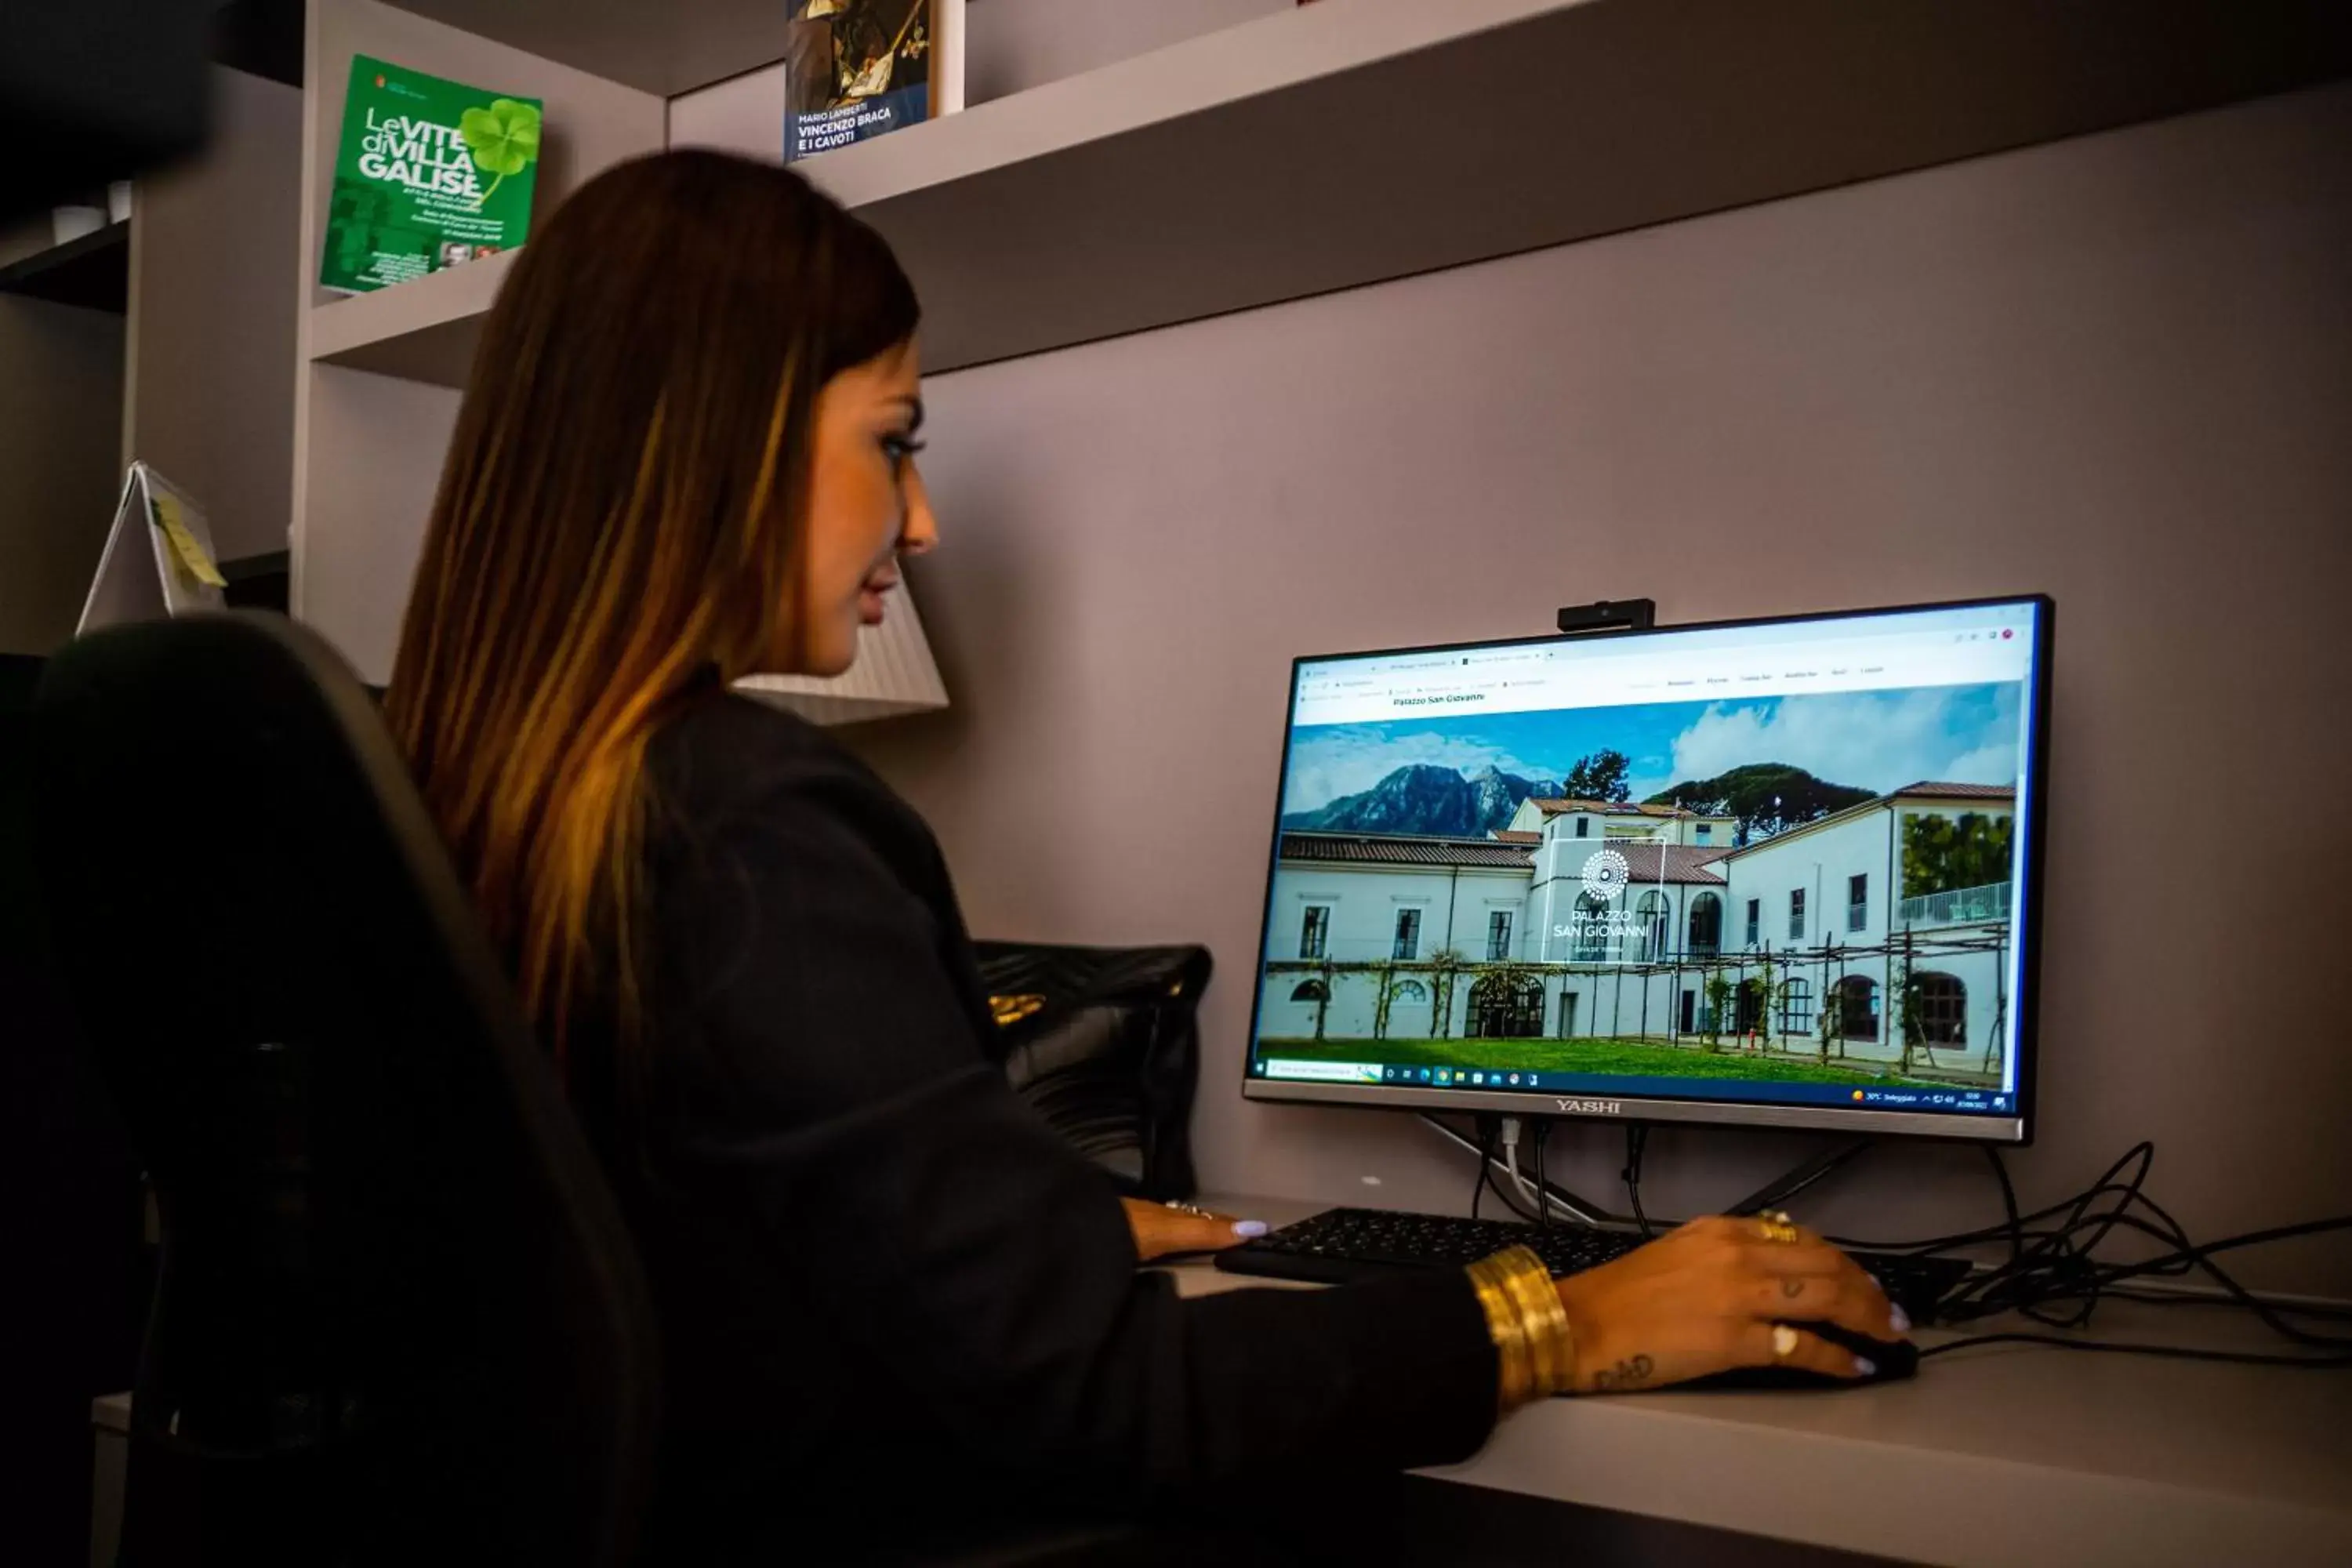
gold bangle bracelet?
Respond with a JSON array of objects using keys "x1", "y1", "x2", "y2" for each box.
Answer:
[
  {"x1": 1466, "y1": 1258, "x2": 1534, "y2": 1411},
  {"x1": 1499, "y1": 1250, "x2": 1575, "y2": 1398},
  {"x1": 1491, "y1": 1246, "x2": 1576, "y2": 1398},
  {"x1": 1468, "y1": 1246, "x2": 1574, "y2": 1412},
  {"x1": 1467, "y1": 1258, "x2": 1532, "y2": 1410}
]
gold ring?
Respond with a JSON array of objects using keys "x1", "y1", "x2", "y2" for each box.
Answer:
[
  {"x1": 1771, "y1": 1323, "x2": 1800, "y2": 1363},
  {"x1": 1757, "y1": 1210, "x2": 1800, "y2": 1245}
]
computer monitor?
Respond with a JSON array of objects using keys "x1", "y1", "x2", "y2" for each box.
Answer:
[{"x1": 1242, "y1": 595, "x2": 2050, "y2": 1143}]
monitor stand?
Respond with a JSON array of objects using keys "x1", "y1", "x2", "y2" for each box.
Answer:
[
  {"x1": 1727, "y1": 1136, "x2": 1876, "y2": 1217},
  {"x1": 1422, "y1": 1114, "x2": 1882, "y2": 1228},
  {"x1": 1417, "y1": 1112, "x2": 1618, "y2": 1225}
]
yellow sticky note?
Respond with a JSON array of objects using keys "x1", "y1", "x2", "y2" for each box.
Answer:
[{"x1": 152, "y1": 493, "x2": 226, "y2": 589}]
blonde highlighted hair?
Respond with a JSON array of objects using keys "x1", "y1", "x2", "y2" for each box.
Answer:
[{"x1": 383, "y1": 151, "x2": 919, "y2": 1080}]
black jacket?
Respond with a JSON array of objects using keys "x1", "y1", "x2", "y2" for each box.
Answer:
[{"x1": 582, "y1": 694, "x2": 1498, "y2": 1554}]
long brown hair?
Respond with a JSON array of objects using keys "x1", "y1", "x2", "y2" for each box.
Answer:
[{"x1": 383, "y1": 151, "x2": 919, "y2": 1073}]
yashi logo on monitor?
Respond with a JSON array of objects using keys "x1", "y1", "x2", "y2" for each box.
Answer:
[{"x1": 1554, "y1": 1098, "x2": 1624, "y2": 1116}]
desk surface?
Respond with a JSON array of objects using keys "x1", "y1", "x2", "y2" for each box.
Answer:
[
  {"x1": 93, "y1": 1200, "x2": 2347, "y2": 1567},
  {"x1": 1170, "y1": 1196, "x2": 2352, "y2": 1568}
]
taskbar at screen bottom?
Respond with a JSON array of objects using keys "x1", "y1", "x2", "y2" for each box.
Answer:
[{"x1": 1250, "y1": 1057, "x2": 2017, "y2": 1118}]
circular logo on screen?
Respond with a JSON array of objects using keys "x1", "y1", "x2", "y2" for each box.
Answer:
[{"x1": 1580, "y1": 848, "x2": 1632, "y2": 902}]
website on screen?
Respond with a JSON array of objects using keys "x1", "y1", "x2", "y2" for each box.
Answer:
[{"x1": 1247, "y1": 603, "x2": 2040, "y2": 1119}]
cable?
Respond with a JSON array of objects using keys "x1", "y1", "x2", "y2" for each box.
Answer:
[
  {"x1": 1534, "y1": 1120, "x2": 1553, "y2": 1230},
  {"x1": 1835, "y1": 1139, "x2": 2350, "y2": 1366},
  {"x1": 1470, "y1": 1116, "x2": 1545, "y2": 1223},
  {"x1": 1984, "y1": 1145, "x2": 2024, "y2": 1270},
  {"x1": 1926, "y1": 1143, "x2": 2352, "y2": 1358},
  {"x1": 1938, "y1": 1142, "x2": 2165, "y2": 1331},
  {"x1": 1470, "y1": 1116, "x2": 1496, "y2": 1221},
  {"x1": 1417, "y1": 1112, "x2": 1622, "y2": 1226},
  {"x1": 1950, "y1": 1211, "x2": 2352, "y2": 1350},
  {"x1": 1445, "y1": 1116, "x2": 2350, "y2": 1367},
  {"x1": 1827, "y1": 1142, "x2": 2179, "y2": 1257},
  {"x1": 1919, "y1": 1334, "x2": 2352, "y2": 1369},
  {"x1": 1497, "y1": 1116, "x2": 1524, "y2": 1225},
  {"x1": 1621, "y1": 1123, "x2": 1653, "y2": 1239},
  {"x1": 1823, "y1": 1183, "x2": 2150, "y2": 1257},
  {"x1": 2102, "y1": 1287, "x2": 2352, "y2": 1321},
  {"x1": 1497, "y1": 1115, "x2": 1570, "y2": 1229},
  {"x1": 1502, "y1": 1135, "x2": 1556, "y2": 1221}
]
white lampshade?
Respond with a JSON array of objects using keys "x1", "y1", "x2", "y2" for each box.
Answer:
[{"x1": 731, "y1": 580, "x2": 949, "y2": 726}]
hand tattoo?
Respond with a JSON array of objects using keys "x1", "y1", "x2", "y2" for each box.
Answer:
[
  {"x1": 1781, "y1": 1276, "x2": 1806, "y2": 1299},
  {"x1": 1590, "y1": 1354, "x2": 1655, "y2": 1392}
]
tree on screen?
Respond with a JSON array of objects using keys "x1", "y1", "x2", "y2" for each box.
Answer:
[
  {"x1": 1645, "y1": 763, "x2": 1874, "y2": 840},
  {"x1": 1700, "y1": 973, "x2": 1734, "y2": 1053},
  {"x1": 1369, "y1": 960, "x2": 1396, "y2": 1040},
  {"x1": 1900, "y1": 812, "x2": 2014, "y2": 898},
  {"x1": 1563, "y1": 749, "x2": 1633, "y2": 804},
  {"x1": 1428, "y1": 947, "x2": 1468, "y2": 1040}
]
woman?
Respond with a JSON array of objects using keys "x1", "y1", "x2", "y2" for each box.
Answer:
[{"x1": 384, "y1": 151, "x2": 1898, "y2": 1558}]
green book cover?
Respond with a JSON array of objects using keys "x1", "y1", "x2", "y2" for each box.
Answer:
[{"x1": 321, "y1": 55, "x2": 543, "y2": 293}]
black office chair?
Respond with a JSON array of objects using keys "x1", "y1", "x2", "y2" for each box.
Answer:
[{"x1": 32, "y1": 614, "x2": 659, "y2": 1568}]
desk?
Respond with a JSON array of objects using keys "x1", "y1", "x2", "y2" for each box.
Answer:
[
  {"x1": 1168, "y1": 1196, "x2": 2352, "y2": 1568},
  {"x1": 89, "y1": 1202, "x2": 2348, "y2": 1568}
]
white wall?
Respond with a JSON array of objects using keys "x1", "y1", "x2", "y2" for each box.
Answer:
[
  {"x1": 125, "y1": 67, "x2": 303, "y2": 563},
  {"x1": 0, "y1": 297, "x2": 126, "y2": 655},
  {"x1": 962, "y1": 0, "x2": 1287, "y2": 103},
  {"x1": 1725, "y1": 810, "x2": 1890, "y2": 949},
  {"x1": 858, "y1": 82, "x2": 2352, "y2": 1294},
  {"x1": 1265, "y1": 860, "x2": 1519, "y2": 965},
  {"x1": 296, "y1": 363, "x2": 460, "y2": 677}
]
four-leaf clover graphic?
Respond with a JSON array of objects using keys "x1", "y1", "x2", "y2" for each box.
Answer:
[{"x1": 458, "y1": 98, "x2": 542, "y2": 207}]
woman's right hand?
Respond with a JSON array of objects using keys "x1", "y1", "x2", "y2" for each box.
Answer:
[{"x1": 1552, "y1": 1214, "x2": 1907, "y2": 1392}]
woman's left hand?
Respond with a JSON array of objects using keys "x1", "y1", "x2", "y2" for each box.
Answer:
[{"x1": 1123, "y1": 1197, "x2": 1270, "y2": 1262}]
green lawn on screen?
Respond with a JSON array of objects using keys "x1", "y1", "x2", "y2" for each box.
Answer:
[{"x1": 1260, "y1": 1036, "x2": 1934, "y2": 1087}]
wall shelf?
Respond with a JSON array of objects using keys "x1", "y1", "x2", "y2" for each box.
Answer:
[
  {"x1": 383, "y1": 0, "x2": 799, "y2": 98},
  {"x1": 0, "y1": 221, "x2": 130, "y2": 314},
  {"x1": 310, "y1": 247, "x2": 514, "y2": 386},
  {"x1": 834, "y1": 0, "x2": 2352, "y2": 376},
  {"x1": 304, "y1": 0, "x2": 2352, "y2": 387}
]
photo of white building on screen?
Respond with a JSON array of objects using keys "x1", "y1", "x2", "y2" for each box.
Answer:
[{"x1": 1257, "y1": 782, "x2": 2020, "y2": 1089}]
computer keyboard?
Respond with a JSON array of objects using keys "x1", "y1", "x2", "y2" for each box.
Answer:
[{"x1": 1215, "y1": 1207, "x2": 1971, "y2": 1325}]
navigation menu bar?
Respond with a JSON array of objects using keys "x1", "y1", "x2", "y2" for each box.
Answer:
[{"x1": 1293, "y1": 605, "x2": 2037, "y2": 728}]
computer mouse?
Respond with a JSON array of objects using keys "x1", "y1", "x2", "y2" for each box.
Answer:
[{"x1": 1675, "y1": 1319, "x2": 1920, "y2": 1392}]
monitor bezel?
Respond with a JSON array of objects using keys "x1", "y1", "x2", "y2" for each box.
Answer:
[{"x1": 1238, "y1": 593, "x2": 2053, "y2": 1146}]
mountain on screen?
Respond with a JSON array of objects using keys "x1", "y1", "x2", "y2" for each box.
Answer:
[{"x1": 1282, "y1": 764, "x2": 1561, "y2": 838}]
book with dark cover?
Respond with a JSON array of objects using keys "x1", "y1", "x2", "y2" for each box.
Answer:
[{"x1": 783, "y1": 1, "x2": 963, "y2": 162}]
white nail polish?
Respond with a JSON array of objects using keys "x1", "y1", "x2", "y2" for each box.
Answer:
[
  {"x1": 1233, "y1": 1220, "x2": 1269, "y2": 1239},
  {"x1": 1854, "y1": 1356, "x2": 1878, "y2": 1377}
]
